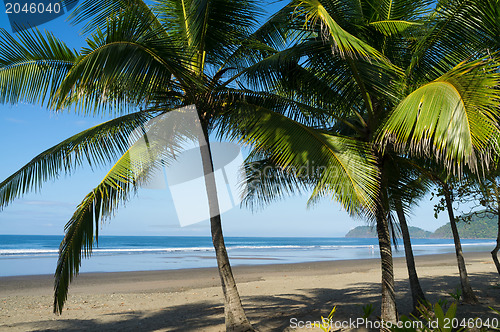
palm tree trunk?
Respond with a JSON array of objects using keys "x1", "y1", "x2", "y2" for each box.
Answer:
[
  {"x1": 492, "y1": 203, "x2": 500, "y2": 275},
  {"x1": 394, "y1": 199, "x2": 427, "y2": 311},
  {"x1": 199, "y1": 131, "x2": 254, "y2": 331},
  {"x1": 489, "y1": 182, "x2": 500, "y2": 276},
  {"x1": 443, "y1": 185, "x2": 478, "y2": 304},
  {"x1": 373, "y1": 157, "x2": 398, "y2": 326},
  {"x1": 376, "y1": 200, "x2": 398, "y2": 323}
]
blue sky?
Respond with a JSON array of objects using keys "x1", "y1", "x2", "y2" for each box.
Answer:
[{"x1": 0, "y1": 2, "x2": 450, "y2": 237}]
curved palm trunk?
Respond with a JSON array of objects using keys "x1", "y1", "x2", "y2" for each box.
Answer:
[
  {"x1": 492, "y1": 192, "x2": 500, "y2": 276},
  {"x1": 443, "y1": 186, "x2": 478, "y2": 304},
  {"x1": 394, "y1": 199, "x2": 427, "y2": 311},
  {"x1": 376, "y1": 199, "x2": 398, "y2": 324},
  {"x1": 492, "y1": 208, "x2": 500, "y2": 275},
  {"x1": 199, "y1": 131, "x2": 254, "y2": 331}
]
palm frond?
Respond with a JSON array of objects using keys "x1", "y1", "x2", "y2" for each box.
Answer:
[
  {"x1": 222, "y1": 3, "x2": 303, "y2": 72},
  {"x1": 66, "y1": 0, "x2": 163, "y2": 35},
  {"x1": 294, "y1": 0, "x2": 389, "y2": 61},
  {"x1": 0, "y1": 28, "x2": 77, "y2": 106},
  {"x1": 53, "y1": 108, "x2": 196, "y2": 313},
  {"x1": 53, "y1": 149, "x2": 152, "y2": 314},
  {"x1": 374, "y1": 0, "x2": 433, "y2": 22},
  {"x1": 153, "y1": 0, "x2": 194, "y2": 50},
  {"x1": 54, "y1": 6, "x2": 189, "y2": 113},
  {"x1": 408, "y1": 0, "x2": 485, "y2": 82},
  {"x1": 224, "y1": 102, "x2": 379, "y2": 215},
  {"x1": 242, "y1": 152, "x2": 312, "y2": 210},
  {"x1": 188, "y1": 0, "x2": 262, "y2": 67},
  {"x1": 369, "y1": 20, "x2": 422, "y2": 36},
  {"x1": 0, "y1": 111, "x2": 156, "y2": 211},
  {"x1": 379, "y1": 57, "x2": 500, "y2": 172}
]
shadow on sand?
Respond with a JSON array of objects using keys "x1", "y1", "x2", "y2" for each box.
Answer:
[{"x1": 5, "y1": 271, "x2": 500, "y2": 331}]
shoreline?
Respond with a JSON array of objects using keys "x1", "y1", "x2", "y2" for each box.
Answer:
[
  {"x1": 1, "y1": 252, "x2": 499, "y2": 331},
  {"x1": 0, "y1": 250, "x2": 491, "y2": 280}
]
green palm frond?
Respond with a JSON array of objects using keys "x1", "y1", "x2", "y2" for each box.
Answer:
[
  {"x1": 187, "y1": 0, "x2": 261, "y2": 67},
  {"x1": 465, "y1": 0, "x2": 500, "y2": 52},
  {"x1": 53, "y1": 149, "x2": 154, "y2": 314},
  {"x1": 222, "y1": 3, "x2": 302, "y2": 72},
  {"x1": 153, "y1": 0, "x2": 194, "y2": 49},
  {"x1": 232, "y1": 41, "x2": 312, "y2": 92},
  {"x1": 54, "y1": 6, "x2": 189, "y2": 113},
  {"x1": 53, "y1": 110, "x2": 193, "y2": 313},
  {"x1": 408, "y1": 0, "x2": 483, "y2": 81},
  {"x1": 0, "y1": 28, "x2": 77, "y2": 105},
  {"x1": 379, "y1": 57, "x2": 500, "y2": 172},
  {"x1": 0, "y1": 111, "x2": 156, "y2": 210},
  {"x1": 242, "y1": 153, "x2": 311, "y2": 210},
  {"x1": 225, "y1": 102, "x2": 379, "y2": 215},
  {"x1": 234, "y1": 38, "x2": 399, "y2": 122},
  {"x1": 66, "y1": 0, "x2": 164, "y2": 35},
  {"x1": 294, "y1": 0, "x2": 389, "y2": 61},
  {"x1": 374, "y1": 0, "x2": 432, "y2": 21},
  {"x1": 369, "y1": 20, "x2": 422, "y2": 36}
]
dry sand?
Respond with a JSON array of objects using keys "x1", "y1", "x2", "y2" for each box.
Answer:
[{"x1": 1, "y1": 252, "x2": 500, "y2": 331}]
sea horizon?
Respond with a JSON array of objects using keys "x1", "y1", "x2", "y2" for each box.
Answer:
[{"x1": 0, "y1": 235, "x2": 495, "y2": 277}]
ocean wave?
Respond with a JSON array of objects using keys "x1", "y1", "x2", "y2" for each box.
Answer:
[
  {"x1": 412, "y1": 242, "x2": 495, "y2": 248},
  {"x1": 0, "y1": 247, "x2": 215, "y2": 256},
  {"x1": 0, "y1": 245, "x2": 371, "y2": 255},
  {"x1": 0, "y1": 249, "x2": 59, "y2": 255},
  {"x1": 0, "y1": 241, "x2": 494, "y2": 257}
]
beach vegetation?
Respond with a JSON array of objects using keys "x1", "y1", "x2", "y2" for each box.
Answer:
[
  {"x1": 241, "y1": 0, "x2": 500, "y2": 322},
  {"x1": 391, "y1": 302, "x2": 464, "y2": 332},
  {"x1": 444, "y1": 167, "x2": 500, "y2": 275},
  {"x1": 0, "y1": 0, "x2": 500, "y2": 330},
  {"x1": 362, "y1": 303, "x2": 375, "y2": 319},
  {"x1": 431, "y1": 179, "x2": 479, "y2": 304},
  {"x1": 448, "y1": 287, "x2": 462, "y2": 303},
  {"x1": 0, "y1": 0, "x2": 381, "y2": 330},
  {"x1": 314, "y1": 306, "x2": 337, "y2": 332}
]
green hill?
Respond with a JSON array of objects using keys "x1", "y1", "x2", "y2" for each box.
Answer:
[
  {"x1": 431, "y1": 214, "x2": 498, "y2": 239},
  {"x1": 345, "y1": 213, "x2": 499, "y2": 239},
  {"x1": 345, "y1": 226, "x2": 432, "y2": 238}
]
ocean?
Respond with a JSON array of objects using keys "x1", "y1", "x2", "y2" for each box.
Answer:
[{"x1": 0, "y1": 235, "x2": 495, "y2": 277}]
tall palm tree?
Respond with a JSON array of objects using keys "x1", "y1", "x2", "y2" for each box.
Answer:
[
  {"x1": 386, "y1": 156, "x2": 429, "y2": 312},
  {"x1": 243, "y1": 149, "x2": 430, "y2": 314},
  {"x1": 451, "y1": 166, "x2": 500, "y2": 276},
  {"x1": 431, "y1": 178, "x2": 479, "y2": 303},
  {"x1": 0, "y1": 1, "x2": 380, "y2": 330},
  {"x1": 242, "y1": 0, "x2": 500, "y2": 322}
]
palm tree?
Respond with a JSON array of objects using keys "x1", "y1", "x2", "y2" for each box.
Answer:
[
  {"x1": 244, "y1": 149, "x2": 430, "y2": 314},
  {"x1": 394, "y1": 200, "x2": 428, "y2": 311},
  {"x1": 451, "y1": 166, "x2": 500, "y2": 276},
  {"x1": 431, "y1": 177, "x2": 479, "y2": 304},
  {"x1": 242, "y1": 0, "x2": 500, "y2": 322},
  {"x1": 386, "y1": 156, "x2": 429, "y2": 312},
  {"x1": 0, "y1": 1, "x2": 380, "y2": 330}
]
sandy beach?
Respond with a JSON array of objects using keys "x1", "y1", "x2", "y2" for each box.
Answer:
[{"x1": 1, "y1": 252, "x2": 499, "y2": 331}]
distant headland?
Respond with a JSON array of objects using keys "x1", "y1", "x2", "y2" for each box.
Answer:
[{"x1": 346, "y1": 214, "x2": 498, "y2": 239}]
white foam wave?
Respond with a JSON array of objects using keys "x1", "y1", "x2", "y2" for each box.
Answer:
[
  {"x1": 0, "y1": 247, "x2": 215, "y2": 256},
  {"x1": 0, "y1": 241, "x2": 493, "y2": 256},
  {"x1": 0, "y1": 249, "x2": 59, "y2": 255}
]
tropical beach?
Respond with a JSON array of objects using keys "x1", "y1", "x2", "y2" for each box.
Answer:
[
  {"x1": 1, "y1": 0, "x2": 500, "y2": 331},
  {"x1": 1, "y1": 252, "x2": 499, "y2": 331}
]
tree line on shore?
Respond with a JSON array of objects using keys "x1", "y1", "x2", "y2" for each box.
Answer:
[
  {"x1": 346, "y1": 214, "x2": 500, "y2": 239},
  {"x1": 1, "y1": 0, "x2": 500, "y2": 331}
]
